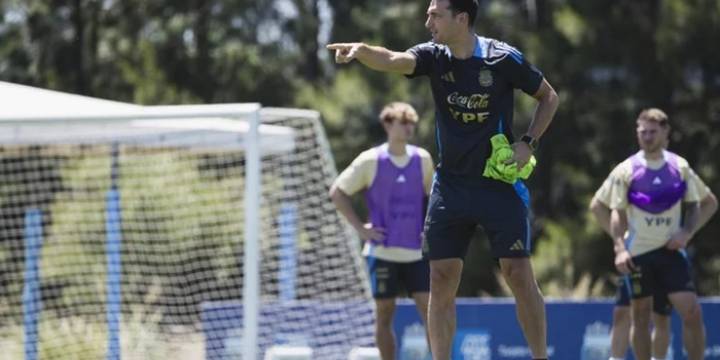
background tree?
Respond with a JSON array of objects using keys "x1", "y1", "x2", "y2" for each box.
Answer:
[{"x1": 1, "y1": 0, "x2": 719, "y2": 296}]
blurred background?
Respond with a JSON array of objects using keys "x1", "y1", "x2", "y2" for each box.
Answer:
[{"x1": 1, "y1": 0, "x2": 719, "y2": 299}]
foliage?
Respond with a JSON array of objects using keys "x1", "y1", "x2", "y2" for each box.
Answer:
[
  {"x1": 0, "y1": 305, "x2": 198, "y2": 360},
  {"x1": 1, "y1": 0, "x2": 720, "y2": 297}
]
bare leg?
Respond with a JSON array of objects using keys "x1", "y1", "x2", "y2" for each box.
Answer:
[
  {"x1": 499, "y1": 257, "x2": 547, "y2": 358},
  {"x1": 651, "y1": 313, "x2": 671, "y2": 359},
  {"x1": 412, "y1": 292, "x2": 431, "y2": 354},
  {"x1": 668, "y1": 291, "x2": 705, "y2": 360},
  {"x1": 374, "y1": 298, "x2": 397, "y2": 360},
  {"x1": 631, "y1": 296, "x2": 653, "y2": 360},
  {"x1": 428, "y1": 259, "x2": 463, "y2": 360},
  {"x1": 610, "y1": 306, "x2": 631, "y2": 359}
]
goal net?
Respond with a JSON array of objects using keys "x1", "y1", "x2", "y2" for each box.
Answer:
[{"x1": 0, "y1": 104, "x2": 374, "y2": 360}]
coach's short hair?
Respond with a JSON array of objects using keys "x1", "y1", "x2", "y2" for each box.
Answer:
[
  {"x1": 379, "y1": 102, "x2": 419, "y2": 124},
  {"x1": 448, "y1": 0, "x2": 479, "y2": 28},
  {"x1": 636, "y1": 108, "x2": 669, "y2": 127}
]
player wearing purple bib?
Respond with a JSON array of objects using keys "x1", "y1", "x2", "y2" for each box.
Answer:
[
  {"x1": 330, "y1": 102, "x2": 434, "y2": 360},
  {"x1": 591, "y1": 152, "x2": 717, "y2": 360},
  {"x1": 327, "y1": 1, "x2": 559, "y2": 359},
  {"x1": 366, "y1": 146, "x2": 426, "y2": 250},
  {"x1": 606, "y1": 109, "x2": 716, "y2": 360}
]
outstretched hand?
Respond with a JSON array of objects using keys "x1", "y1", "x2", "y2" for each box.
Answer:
[{"x1": 327, "y1": 43, "x2": 362, "y2": 64}]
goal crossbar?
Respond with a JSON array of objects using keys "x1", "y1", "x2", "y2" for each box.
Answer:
[{"x1": 0, "y1": 81, "x2": 373, "y2": 360}]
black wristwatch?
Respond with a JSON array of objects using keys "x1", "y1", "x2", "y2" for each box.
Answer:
[{"x1": 520, "y1": 134, "x2": 538, "y2": 151}]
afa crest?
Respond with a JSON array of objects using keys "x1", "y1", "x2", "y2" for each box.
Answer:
[{"x1": 478, "y1": 69, "x2": 493, "y2": 87}]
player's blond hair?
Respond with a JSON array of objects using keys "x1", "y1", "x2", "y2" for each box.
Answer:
[
  {"x1": 636, "y1": 108, "x2": 669, "y2": 127},
  {"x1": 379, "y1": 102, "x2": 419, "y2": 124}
]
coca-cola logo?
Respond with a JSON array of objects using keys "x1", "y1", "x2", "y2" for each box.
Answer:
[{"x1": 446, "y1": 92, "x2": 490, "y2": 110}]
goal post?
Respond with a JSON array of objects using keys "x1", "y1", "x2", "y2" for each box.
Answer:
[
  {"x1": 0, "y1": 93, "x2": 374, "y2": 360},
  {"x1": 243, "y1": 105, "x2": 261, "y2": 360}
]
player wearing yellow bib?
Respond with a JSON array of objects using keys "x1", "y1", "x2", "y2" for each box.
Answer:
[{"x1": 604, "y1": 109, "x2": 716, "y2": 360}]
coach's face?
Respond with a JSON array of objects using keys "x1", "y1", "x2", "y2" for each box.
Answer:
[
  {"x1": 425, "y1": 0, "x2": 466, "y2": 44},
  {"x1": 636, "y1": 119, "x2": 668, "y2": 154}
]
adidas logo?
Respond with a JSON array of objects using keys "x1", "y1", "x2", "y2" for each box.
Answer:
[
  {"x1": 652, "y1": 176, "x2": 662, "y2": 185},
  {"x1": 396, "y1": 174, "x2": 406, "y2": 183},
  {"x1": 509, "y1": 239, "x2": 525, "y2": 251},
  {"x1": 441, "y1": 71, "x2": 455, "y2": 83}
]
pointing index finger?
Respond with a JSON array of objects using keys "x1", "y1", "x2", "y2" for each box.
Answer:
[{"x1": 326, "y1": 43, "x2": 347, "y2": 50}]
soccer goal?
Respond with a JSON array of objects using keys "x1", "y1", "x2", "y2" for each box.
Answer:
[{"x1": 0, "y1": 85, "x2": 374, "y2": 360}]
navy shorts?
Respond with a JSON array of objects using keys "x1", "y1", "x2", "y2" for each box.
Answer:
[
  {"x1": 423, "y1": 174, "x2": 531, "y2": 260},
  {"x1": 615, "y1": 277, "x2": 672, "y2": 315},
  {"x1": 366, "y1": 257, "x2": 430, "y2": 299},
  {"x1": 627, "y1": 247, "x2": 695, "y2": 302}
]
